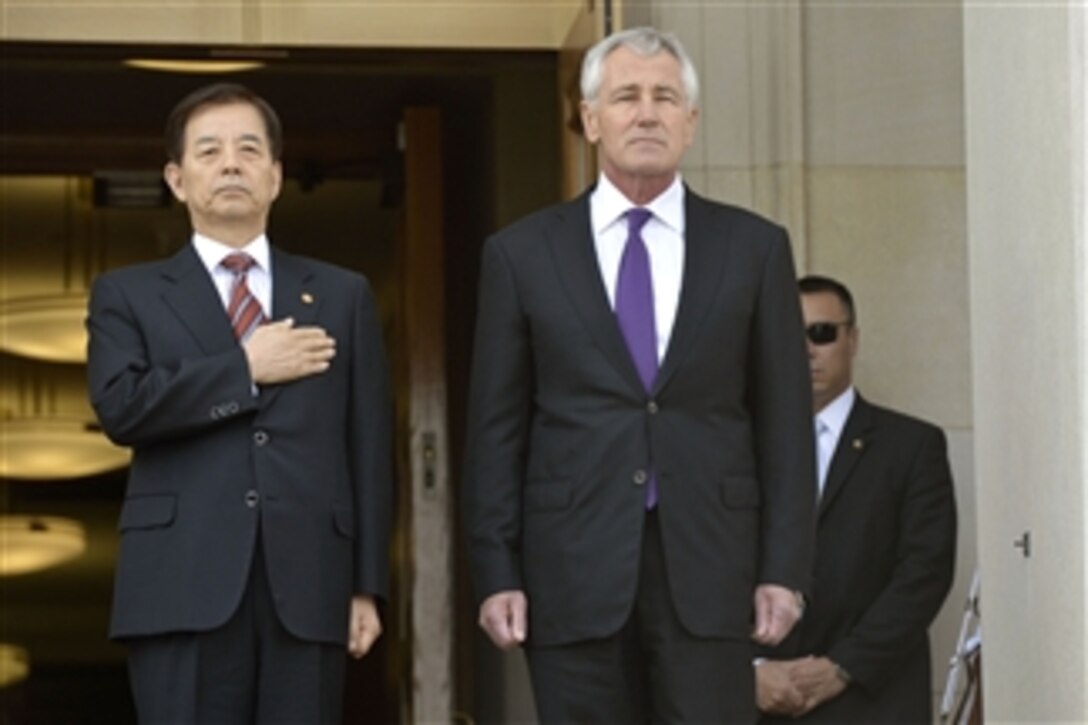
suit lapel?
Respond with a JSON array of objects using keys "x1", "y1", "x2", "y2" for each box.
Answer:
[
  {"x1": 269, "y1": 248, "x2": 321, "y2": 326},
  {"x1": 160, "y1": 246, "x2": 237, "y2": 354},
  {"x1": 260, "y1": 248, "x2": 321, "y2": 407},
  {"x1": 653, "y1": 189, "x2": 731, "y2": 394},
  {"x1": 819, "y1": 395, "x2": 876, "y2": 517},
  {"x1": 547, "y1": 193, "x2": 647, "y2": 393}
]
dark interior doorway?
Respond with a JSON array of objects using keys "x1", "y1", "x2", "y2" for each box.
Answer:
[{"x1": 0, "y1": 39, "x2": 561, "y2": 724}]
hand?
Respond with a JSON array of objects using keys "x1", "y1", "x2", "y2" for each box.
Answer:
[
  {"x1": 755, "y1": 659, "x2": 806, "y2": 715},
  {"x1": 347, "y1": 595, "x2": 382, "y2": 658},
  {"x1": 478, "y1": 590, "x2": 527, "y2": 650},
  {"x1": 243, "y1": 317, "x2": 336, "y2": 384},
  {"x1": 751, "y1": 584, "x2": 803, "y2": 645},
  {"x1": 787, "y1": 656, "x2": 848, "y2": 715}
]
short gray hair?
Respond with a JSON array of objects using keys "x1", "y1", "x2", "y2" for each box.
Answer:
[{"x1": 581, "y1": 27, "x2": 700, "y2": 109}]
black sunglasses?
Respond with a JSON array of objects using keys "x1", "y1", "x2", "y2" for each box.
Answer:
[{"x1": 806, "y1": 322, "x2": 852, "y2": 345}]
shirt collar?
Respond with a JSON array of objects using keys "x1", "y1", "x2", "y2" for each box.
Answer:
[
  {"x1": 590, "y1": 172, "x2": 685, "y2": 236},
  {"x1": 192, "y1": 232, "x2": 271, "y2": 273},
  {"x1": 817, "y1": 385, "x2": 856, "y2": 439}
]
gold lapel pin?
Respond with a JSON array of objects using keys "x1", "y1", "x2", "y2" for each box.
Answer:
[
  {"x1": 852, "y1": 438, "x2": 864, "y2": 450},
  {"x1": 301, "y1": 292, "x2": 314, "y2": 304}
]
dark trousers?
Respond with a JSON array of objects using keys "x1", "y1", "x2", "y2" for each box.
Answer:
[
  {"x1": 526, "y1": 512, "x2": 756, "y2": 724},
  {"x1": 126, "y1": 544, "x2": 346, "y2": 724}
]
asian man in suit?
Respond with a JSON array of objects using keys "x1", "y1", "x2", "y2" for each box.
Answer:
[
  {"x1": 755, "y1": 275, "x2": 957, "y2": 723},
  {"x1": 463, "y1": 27, "x2": 816, "y2": 723},
  {"x1": 86, "y1": 82, "x2": 393, "y2": 723}
]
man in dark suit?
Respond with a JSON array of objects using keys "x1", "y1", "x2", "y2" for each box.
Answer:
[
  {"x1": 86, "y1": 83, "x2": 393, "y2": 723},
  {"x1": 464, "y1": 27, "x2": 815, "y2": 723},
  {"x1": 755, "y1": 275, "x2": 957, "y2": 723}
]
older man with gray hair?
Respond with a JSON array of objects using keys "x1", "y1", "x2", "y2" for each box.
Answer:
[{"x1": 464, "y1": 26, "x2": 815, "y2": 722}]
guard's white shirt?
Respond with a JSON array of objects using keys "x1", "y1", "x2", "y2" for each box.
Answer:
[{"x1": 815, "y1": 386, "x2": 856, "y2": 495}]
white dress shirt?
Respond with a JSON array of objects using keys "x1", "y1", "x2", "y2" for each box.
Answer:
[
  {"x1": 192, "y1": 233, "x2": 273, "y2": 318},
  {"x1": 815, "y1": 386, "x2": 856, "y2": 495},
  {"x1": 589, "y1": 173, "x2": 685, "y2": 364}
]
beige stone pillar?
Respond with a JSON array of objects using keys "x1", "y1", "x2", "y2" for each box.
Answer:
[
  {"x1": 653, "y1": 2, "x2": 809, "y2": 264},
  {"x1": 965, "y1": 2, "x2": 1088, "y2": 719}
]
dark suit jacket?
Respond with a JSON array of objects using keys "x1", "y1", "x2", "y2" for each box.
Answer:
[
  {"x1": 464, "y1": 187, "x2": 816, "y2": 646},
  {"x1": 87, "y1": 244, "x2": 393, "y2": 646},
  {"x1": 761, "y1": 394, "x2": 957, "y2": 723}
]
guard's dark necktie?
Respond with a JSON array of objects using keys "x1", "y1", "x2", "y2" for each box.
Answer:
[
  {"x1": 615, "y1": 207, "x2": 659, "y2": 509},
  {"x1": 220, "y1": 252, "x2": 266, "y2": 342}
]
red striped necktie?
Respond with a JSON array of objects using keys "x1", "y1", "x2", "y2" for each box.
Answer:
[{"x1": 220, "y1": 252, "x2": 266, "y2": 342}]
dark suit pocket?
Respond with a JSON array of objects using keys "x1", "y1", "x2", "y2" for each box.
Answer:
[
  {"x1": 524, "y1": 479, "x2": 571, "y2": 512},
  {"x1": 720, "y1": 476, "x2": 760, "y2": 509},
  {"x1": 332, "y1": 504, "x2": 356, "y2": 539},
  {"x1": 117, "y1": 495, "x2": 176, "y2": 531}
]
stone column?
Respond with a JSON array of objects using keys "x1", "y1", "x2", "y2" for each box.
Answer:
[{"x1": 965, "y1": 2, "x2": 1088, "y2": 719}]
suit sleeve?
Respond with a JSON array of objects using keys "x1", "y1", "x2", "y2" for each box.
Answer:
[
  {"x1": 86, "y1": 273, "x2": 258, "y2": 448},
  {"x1": 749, "y1": 227, "x2": 817, "y2": 595},
  {"x1": 347, "y1": 276, "x2": 395, "y2": 600},
  {"x1": 829, "y1": 425, "x2": 958, "y2": 692},
  {"x1": 462, "y1": 236, "x2": 533, "y2": 605}
]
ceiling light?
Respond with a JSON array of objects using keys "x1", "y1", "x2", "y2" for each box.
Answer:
[
  {"x1": 123, "y1": 59, "x2": 265, "y2": 74},
  {"x1": 0, "y1": 516, "x2": 86, "y2": 576},
  {"x1": 0, "y1": 418, "x2": 129, "y2": 480},
  {"x1": 0, "y1": 293, "x2": 88, "y2": 364},
  {"x1": 0, "y1": 644, "x2": 29, "y2": 688}
]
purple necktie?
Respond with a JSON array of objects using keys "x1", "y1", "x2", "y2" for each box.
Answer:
[{"x1": 615, "y1": 207, "x2": 659, "y2": 508}]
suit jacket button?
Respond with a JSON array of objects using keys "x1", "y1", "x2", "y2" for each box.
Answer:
[
  {"x1": 253, "y1": 430, "x2": 269, "y2": 446},
  {"x1": 245, "y1": 490, "x2": 260, "y2": 508},
  {"x1": 646, "y1": 401, "x2": 659, "y2": 414},
  {"x1": 633, "y1": 469, "x2": 647, "y2": 485}
]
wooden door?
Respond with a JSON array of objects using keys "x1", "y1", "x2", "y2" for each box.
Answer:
[{"x1": 398, "y1": 106, "x2": 453, "y2": 724}]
